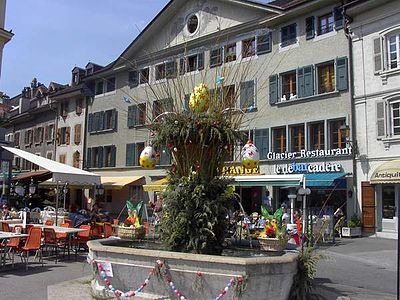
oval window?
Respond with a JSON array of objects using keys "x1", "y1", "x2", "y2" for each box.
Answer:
[{"x1": 187, "y1": 15, "x2": 199, "y2": 34}]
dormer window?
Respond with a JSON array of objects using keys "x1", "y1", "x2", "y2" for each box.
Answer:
[
  {"x1": 86, "y1": 67, "x2": 93, "y2": 76},
  {"x1": 72, "y1": 73, "x2": 79, "y2": 85}
]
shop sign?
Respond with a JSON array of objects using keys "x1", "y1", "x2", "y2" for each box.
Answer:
[
  {"x1": 221, "y1": 165, "x2": 260, "y2": 176},
  {"x1": 267, "y1": 147, "x2": 352, "y2": 161},
  {"x1": 372, "y1": 171, "x2": 400, "y2": 181},
  {"x1": 275, "y1": 162, "x2": 342, "y2": 174}
]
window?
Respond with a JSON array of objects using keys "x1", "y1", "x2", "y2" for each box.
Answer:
[
  {"x1": 140, "y1": 68, "x2": 149, "y2": 84},
  {"x1": 73, "y1": 151, "x2": 80, "y2": 168},
  {"x1": 382, "y1": 185, "x2": 395, "y2": 219},
  {"x1": 165, "y1": 61, "x2": 177, "y2": 78},
  {"x1": 104, "y1": 110, "x2": 114, "y2": 130},
  {"x1": 318, "y1": 13, "x2": 334, "y2": 35},
  {"x1": 281, "y1": 23, "x2": 297, "y2": 47},
  {"x1": 289, "y1": 125, "x2": 305, "y2": 152},
  {"x1": 309, "y1": 122, "x2": 325, "y2": 150},
  {"x1": 242, "y1": 37, "x2": 256, "y2": 58},
  {"x1": 153, "y1": 98, "x2": 173, "y2": 120},
  {"x1": 59, "y1": 154, "x2": 66, "y2": 164},
  {"x1": 158, "y1": 145, "x2": 171, "y2": 165},
  {"x1": 317, "y1": 62, "x2": 335, "y2": 94},
  {"x1": 46, "y1": 124, "x2": 54, "y2": 142},
  {"x1": 187, "y1": 15, "x2": 199, "y2": 34},
  {"x1": 58, "y1": 127, "x2": 70, "y2": 145},
  {"x1": 14, "y1": 132, "x2": 20, "y2": 147},
  {"x1": 391, "y1": 102, "x2": 400, "y2": 135},
  {"x1": 224, "y1": 43, "x2": 237, "y2": 63},
  {"x1": 104, "y1": 145, "x2": 116, "y2": 167},
  {"x1": 155, "y1": 64, "x2": 166, "y2": 80},
  {"x1": 127, "y1": 103, "x2": 147, "y2": 127},
  {"x1": 126, "y1": 142, "x2": 145, "y2": 166},
  {"x1": 106, "y1": 77, "x2": 115, "y2": 92},
  {"x1": 128, "y1": 70, "x2": 139, "y2": 87},
  {"x1": 95, "y1": 81, "x2": 104, "y2": 95},
  {"x1": 76, "y1": 98, "x2": 83, "y2": 115},
  {"x1": 272, "y1": 127, "x2": 286, "y2": 153},
  {"x1": 306, "y1": 16, "x2": 315, "y2": 39},
  {"x1": 88, "y1": 110, "x2": 117, "y2": 133},
  {"x1": 281, "y1": 71, "x2": 297, "y2": 100},
  {"x1": 254, "y1": 129, "x2": 269, "y2": 160},
  {"x1": 223, "y1": 85, "x2": 236, "y2": 109},
  {"x1": 257, "y1": 33, "x2": 272, "y2": 54},
  {"x1": 74, "y1": 124, "x2": 82, "y2": 145},
  {"x1": 46, "y1": 151, "x2": 53, "y2": 160},
  {"x1": 186, "y1": 52, "x2": 204, "y2": 73},
  {"x1": 34, "y1": 127, "x2": 44, "y2": 144},
  {"x1": 387, "y1": 34, "x2": 400, "y2": 69},
  {"x1": 240, "y1": 81, "x2": 255, "y2": 110},
  {"x1": 60, "y1": 102, "x2": 68, "y2": 118},
  {"x1": 210, "y1": 48, "x2": 222, "y2": 67},
  {"x1": 24, "y1": 130, "x2": 33, "y2": 146},
  {"x1": 87, "y1": 146, "x2": 104, "y2": 168},
  {"x1": 329, "y1": 119, "x2": 346, "y2": 149}
]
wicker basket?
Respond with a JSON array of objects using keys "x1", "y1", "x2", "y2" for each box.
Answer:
[
  {"x1": 117, "y1": 225, "x2": 145, "y2": 239},
  {"x1": 258, "y1": 237, "x2": 288, "y2": 252}
]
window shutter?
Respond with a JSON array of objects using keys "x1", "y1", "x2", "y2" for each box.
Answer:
[
  {"x1": 88, "y1": 113, "x2": 93, "y2": 133},
  {"x1": 100, "y1": 111, "x2": 106, "y2": 131},
  {"x1": 303, "y1": 65, "x2": 314, "y2": 97},
  {"x1": 373, "y1": 37, "x2": 382, "y2": 73},
  {"x1": 166, "y1": 61, "x2": 177, "y2": 78},
  {"x1": 112, "y1": 109, "x2": 118, "y2": 130},
  {"x1": 86, "y1": 148, "x2": 92, "y2": 168},
  {"x1": 240, "y1": 81, "x2": 254, "y2": 109},
  {"x1": 110, "y1": 145, "x2": 116, "y2": 167},
  {"x1": 129, "y1": 71, "x2": 139, "y2": 87},
  {"x1": 179, "y1": 58, "x2": 186, "y2": 75},
  {"x1": 126, "y1": 144, "x2": 135, "y2": 166},
  {"x1": 74, "y1": 124, "x2": 81, "y2": 145},
  {"x1": 197, "y1": 52, "x2": 204, "y2": 70},
  {"x1": 305, "y1": 16, "x2": 315, "y2": 40},
  {"x1": 269, "y1": 74, "x2": 279, "y2": 104},
  {"x1": 40, "y1": 127, "x2": 44, "y2": 143},
  {"x1": 336, "y1": 57, "x2": 348, "y2": 91},
  {"x1": 257, "y1": 32, "x2": 272, "y2": 54},
  {"x1": 93, "y1": 112, "x2": 99, "y2": 131},
  {"x1": 127, "y1": 105, "x2": 135, "y2": 127},
  {"x1": 66, "y1": 127, "x2": 71, "y2": 145},
  {"x1": 255, "y1": 129, "x2": 269, "y2": 159},
  {"x1": 297, "y1": 67, "x2": 305, "y2": 98},
  {"x1": 98, "y1": 147, "x2": 104, "y2": 168},
  {"x1": 56, "y1": 129, "x2": 61, "y2": 146},
  {"x1": 376, "y1": 101, "x2": 386, "y2": 138},
  {"x1": 333, "y1": 7, "x2": 344, "y2": 30}
]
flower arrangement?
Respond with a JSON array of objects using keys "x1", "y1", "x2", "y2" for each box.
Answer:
[
  {"x1": 257, "y1": 206, "x2": 288, "y2": 251},
  {"x1": 122, "y1": 200, "x2": 143, "y2": 228}
]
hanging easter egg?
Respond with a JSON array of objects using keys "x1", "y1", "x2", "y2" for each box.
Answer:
[
  {"x1": 189, "y1": 83, "x2": 210, "y2": 113},
  {"x1": 139, "y1": 146, "x2": 157, "y2": 169},
  {"x1": 241, "y1": 140, "x2": 260, "y2": 170}
]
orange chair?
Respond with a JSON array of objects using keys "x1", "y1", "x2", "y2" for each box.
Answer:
[
  {"x1": 5, "y1": 225, "x2": 23, "y2": 267},
  {"x1": 43, "y1": 228, "x2": 59, "y2": 263},
  {"x1": 63, "y1": 219, "x2": 73, "y2": 227},
  {"x1": 45, "y1": 219, "x2": 54, "y2": 226},
  {"x1": 1, "y1": 221, "x2": 10, "y2": 232},
  {"x1": 72, "y1": 225, "x2": 91, "y2": 259},
  {"x1": 25, "y1": 224, "x2": 34, "y2": 234},
  {"x1": 103, "y1": 222, "x2": 113, "y2": 238},
  {"x1": 56, "y1": 223, "x2": 69, "y2": 242},
  {"x1": 90, "y1": 223, "x2": 103, "y2": 239},
  {"x1": 17, "y1": 227, "x2": 43, "y2": 271}
]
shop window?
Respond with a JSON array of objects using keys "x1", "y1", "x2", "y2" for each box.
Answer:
[
  {"x1": 210, "y1": 48, "x2": 222, "y2": 68},
  {"x1": 155, "y1": 63, "x2": 166, "y2": 80},
  {"x1": 140, "y1": 68, "x2": 149, "y2": 84},
  {"x1": 317, "y1": 13, "x2": 334, "y2": 35},
  {"x1": 281, "y1": 71, "x2": 297, "y2": 101},
  {"x1": 289, "y1": 125, "x2": 305, "y2": 152},
  {"x1": 317, "y1": 62, "x2": 335, "y2": 94},
  {"x1": 224, "y1": 43, "x2": 237, "y2": 63},
  {"x1": 382, "y1": 185, "x2": 396, "y2": 219},
  {"x1": 309, "y1": 122, "x2": 325, "y2": 150},
  {"x1": 242, "y1": 37, "x2": 256, "y2": 58},
  {"x1": 106, "y1": 77, "x2": 116, "y2": 92},
  {"x1": 281, "y1": 23, "x2": 297, "y2": 47},
  {"x1": 329, "y1": 119, "x2": 346, "y2": 149},
  {"x1": 272, "y1": 127, "x2": 286, "y2": 153}
]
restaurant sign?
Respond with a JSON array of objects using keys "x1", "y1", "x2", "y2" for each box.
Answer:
[
  {"x1": 275, "y1": 162, "x2": 342, "y2": 174},
  {"x1": 221, "y1": 165, "x2": 260, "y2": 176},
  {"x1": 267, "y1": 147, "x2": 352, "y2": 161}
]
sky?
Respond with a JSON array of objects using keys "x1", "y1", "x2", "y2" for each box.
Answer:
[{"x1": 1, "y1": 0, "x2": 169, "y2": 97}]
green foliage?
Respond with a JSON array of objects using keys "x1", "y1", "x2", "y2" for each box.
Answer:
[
  {"x1": 290, "y1": 246, "x2": 324, "y2": 300},
  {"x1": 160, "y1": 174, "x2": 234, "y2": 255},
  {"x1": 347, "y1": 214, "x2": 362, "y2": 228}
]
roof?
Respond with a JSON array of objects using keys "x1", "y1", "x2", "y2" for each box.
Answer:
[
  {"x1": 266, "y1": 0, "x2": 309, "y2": 9},
  {"x1": 50, "y1": 83, "x2": 83, "y2": 99}
]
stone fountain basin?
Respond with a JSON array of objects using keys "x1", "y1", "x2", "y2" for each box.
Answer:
[{"x1": 88, "y1": 238, "x2": 298, "y2": 300}]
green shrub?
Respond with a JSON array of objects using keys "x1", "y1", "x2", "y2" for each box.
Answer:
[{"x1": 347, "y1": 214, "x2": 361, "y2": 228}]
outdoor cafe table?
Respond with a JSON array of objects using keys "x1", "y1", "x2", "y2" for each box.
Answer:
[
  {"x1": 0, "y1": 231, "x2": 29, "y2": 267},
  {"x1": 9, "y1": 224, "x2": 86, "y2": 259}
]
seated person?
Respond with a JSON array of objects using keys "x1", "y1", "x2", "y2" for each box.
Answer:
[
  {"x1": 1, "y1": 204, "x2": 11, "y2": 220},
  {"x1": 90, "y1": 203, "x2": 102, "y2": 223}
]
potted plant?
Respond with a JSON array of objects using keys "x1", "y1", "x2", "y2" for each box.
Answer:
[
  {"x1": 341, "y1": 214, "x2": 362, "y2": 238},
  {"x1": 258, "y1": 207, "x2": 288, "y2": 251}
]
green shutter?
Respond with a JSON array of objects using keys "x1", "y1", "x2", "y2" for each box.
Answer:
[
  {"x1": 303, "y1": 65, "x2": 314, "y2": 97},
  {"x1": 297, "y1": 67, "x2": 305, "y2": 98},
  {"x1": 336, "y1": 57, "x2": 348, "y2": 91},
  {"x1": 112, "y1": 109, "x2": 118, "y2": 130},
  {"x1": 88, "y1": 114, "x2": 93, "y2": 133},
  {"x1": 98, "y1": 112, "x2": 105, "y2": 131},
  {"x1": 126, "y1": 143, "x2": 135, "y2": 166},
  {"x1": 111, "y1": 145, "x2": 116, "y2": 167},
  {"x1": 257, "y1": 33, "x2": 272, "y2": 54},
  {"x1": 255, "y1": 129, "x2": 269, "y2": 159},
  {"x1": 197, "y1": 52, "x2": 204, "y2": 70},
  {"x1": 86, "y1": 148, "x2": 92, "y2": 168},
  {"x1": 269, "y1": 74, "x2": 278, "y2": 104},
  {"x1": 98, "y1": 146, "x2": 104, "y2": 168},
  {"x1": 127, "y1": 106, "x2": 134, "y2": 127},
  {"x1": 306, "y1": 16, "x2": 315, "y2": 40}
]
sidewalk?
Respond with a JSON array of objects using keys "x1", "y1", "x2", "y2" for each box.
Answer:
[{"x1": 314, "y1": 236, "x2": 397, "y2": 300}]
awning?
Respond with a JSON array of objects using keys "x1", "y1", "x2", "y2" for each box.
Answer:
[
  {"x1": 143, "y1": 177, "x2": 168, "y2": 192},
  {"x1": 2, "y1": 146, "x2": 100, "y2": 185},
  {"x1": 231, "y1": 174, "x2": 304, "y2": 187},
  {"x1": 12, "y1": 170, "x2": 52, "y2": 182},
  {"x1": 101, "y1": 176, "x2": 144, "y2": 189},
  {"x1": 370, "y1": 160, "x2": 400, "y2": 184},
  {"x1": 304, "y1": 172, "x2": 346, "y2": 187}
]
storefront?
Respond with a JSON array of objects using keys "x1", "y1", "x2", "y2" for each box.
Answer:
[{"x1": 369, "y1": 160, "x2": 400, "y2": 238}]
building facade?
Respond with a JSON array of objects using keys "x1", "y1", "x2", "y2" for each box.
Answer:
[
  {"x1": 0, "y1": 0, "x2": 13, "y2": 79},
  {"x1": 84, "y1": 0, "x2": 355, "y2": 216},
  {"x1": 348, "y1": 0, "x2": 400, "y2": 238}
]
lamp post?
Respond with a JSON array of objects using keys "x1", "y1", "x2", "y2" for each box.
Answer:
[{"x1": 96, "y1": 184, "x2": 104, "y2": 202}]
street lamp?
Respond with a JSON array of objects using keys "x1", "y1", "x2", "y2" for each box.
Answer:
[
  {"x1": 340, "y1": 124, "x2": 358, "y2": 155},
  {"x1": 15, "y1": 182, "x2": 25, "y2": 197},
  {"x1": 96, "y1": 184, "x2": 104, "y2": 196},
  {"x1": 29, "y1": 178, "x2": 36, "y2": 195}
]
